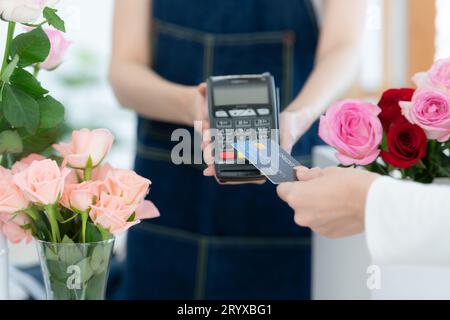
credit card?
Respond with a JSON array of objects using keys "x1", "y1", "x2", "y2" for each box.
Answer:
[{"x1": 232, "y1": 139, "x2": 300, "y2": 184}]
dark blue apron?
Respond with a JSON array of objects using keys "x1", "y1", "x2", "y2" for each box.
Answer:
[{"x1": 123, "y1": 0, "x2": 322, "y2": 299}]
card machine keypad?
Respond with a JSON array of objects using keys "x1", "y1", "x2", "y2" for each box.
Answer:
[
  {"x1": 214, "y1": 109, "x2": 272, "y2": 163},
  {"x1": 207, "y1": 73, "x2": 280, "y2": 182}
]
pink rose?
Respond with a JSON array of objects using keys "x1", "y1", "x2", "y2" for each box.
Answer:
[
  {"x1": 89, "y1": 193, "x2": 139, "y2": 235},
  {"x1": 427, "y1": 58, "x2": 450, "y2": 91},
  {"x1": 1, "y1": 218, "x2": 32, "y2": 244},
  {"x1": 13, "y1": 159, "x2": 70, "y2": 205},
  {"x1": 104, "y1": 169, "x2": 150, "y2": 205},
  {"x1": 400, "y1": 89, "x2": 450, "y2": 142},
  {"x1": 53, "y1": 128, "x2": 114, "y2": 169},
  {"x1": 319, "y1": 100, "x2": 383, "y2": 166},
  {"x1": 39, "y1": 28, "x2": 71, "y2": 71},
  {"x1": 11, "y1": 153, "x2": 46, "y2": 174},
  {"x1": 61, "y1": 181, "x2": 103, "y2": 211}
]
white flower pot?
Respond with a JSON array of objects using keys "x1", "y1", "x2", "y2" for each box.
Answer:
[{"x1": 372, "y1": 178, "x2": 450, "y2": 300}]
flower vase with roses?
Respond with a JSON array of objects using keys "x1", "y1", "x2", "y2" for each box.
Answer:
[
  {"x1": 319, "y1": 58, "x2": 450, "y2": 183},
  {"x1": 0, "y1": 2, "x2": 161, "y2": 300},
  {"x1": 1, "y1": 128, "x2": 160, "y2": 299}
]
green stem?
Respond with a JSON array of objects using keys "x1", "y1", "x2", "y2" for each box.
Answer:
[
  {"x1": 45, "y1": 204, "x2": 61, "y2": 243},
  {"x1": 1, "y1": 22, "x2": 16, "y2": 75},
  {"x1": 81, "y1": 210, "x2": 88, "y2": 243},
  {"x1": 25, "y1": 206, "x2": 39, "y2": 221},
  {"x1": 84, "y1": 166, "x2": 92, "y2": 181},
  {"x1": 0, "y1": 155, "x2": 7, "y2": 167},
  {"x1": 33, "y1": 65, "x2": 40, "y2": 78},
  {"x1": 22, "y1": 20, "x2": 47, "y2": 28}
]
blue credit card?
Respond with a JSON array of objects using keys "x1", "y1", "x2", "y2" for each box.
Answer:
[{"x1": 232, "y1": 139, "x2": 300, "y2": 184}]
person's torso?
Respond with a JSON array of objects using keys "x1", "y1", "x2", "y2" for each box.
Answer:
[{"x1": 139, "y1": 0, "x2": 322, "y2": 159}]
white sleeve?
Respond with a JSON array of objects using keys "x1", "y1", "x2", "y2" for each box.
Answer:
[{"x1": 365, "y1": 177, "x2": 450, "y2": 265}]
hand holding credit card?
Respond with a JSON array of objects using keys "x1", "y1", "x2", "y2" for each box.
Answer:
[{"x1": 232, "y1": 139, "x2": 301, "y2": 184}]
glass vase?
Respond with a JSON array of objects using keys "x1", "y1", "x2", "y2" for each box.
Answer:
[{"x1": 35, "y1": 238, "x2": 115, "y2": 300}]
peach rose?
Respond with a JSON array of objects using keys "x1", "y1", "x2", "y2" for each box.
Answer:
[
  {"x1": 53, "y1": 128, "x2": 114, "y2": 169},
  {"x1": 104, "y1": 169, "x2": 151, "y2": 205},
  {"x1": 89, "y1": 192, "x2": 139, "y2": 235},
  {"x1": 0, "y1": 179, "x2": 29, "y2": 215},
  {"x1": 61, "y1": 180, "x2": 103, "y2": 211},
  {"x1": 1, "y1": 218, "x2": 32, "y2": 244},
  {"x1": 0, "y1": 166, "x2": 12, "y2": 181},
  {"x1": 135, "y1": 200, "x2": 160, "y2": 220},
  {"x1": 92, "y1": 163, "x2": 113, "y2": 181},
  {"x1": 13, "y1": 159, "x2": 70, "y2": 205},
  {"x1": 11, "y1": 153, "x2": 46, "y2": 174},
  {"x1": 64, "y1": 168, "x2": 81, "y2": 185}
]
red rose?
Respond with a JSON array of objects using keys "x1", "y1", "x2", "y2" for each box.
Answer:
[
  {"x1": 378, "y1": 88, "x2": 415, "y2": 130},
  {"x1": 381, "y1": 119, "x2": 427, "y2": 169}
]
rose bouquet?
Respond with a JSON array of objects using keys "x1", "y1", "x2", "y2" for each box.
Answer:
[
  {"x1": 319, "y1": 58, "x2": 450, "y2": 183},
  {"x1": 0, "y1": 128, "x2": 159, "y2": 299},
  {"x1": 0, "y1": 0, "x2": 70, "y2": 167}
]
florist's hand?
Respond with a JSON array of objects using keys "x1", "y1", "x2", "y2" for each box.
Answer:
[
  {"x1": 280, "y1": 109, "x2": 316, "y2": 154},
  {"x1": 277, "y1": 166, "x2": 379, "y2": 239},
  {"x1": 192, "y1": 83, "x2": 208, "y2": 129}
]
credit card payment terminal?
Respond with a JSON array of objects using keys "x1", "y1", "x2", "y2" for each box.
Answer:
[{"x1": 207, "y1": 73, "x2": 280, "y2": 183}]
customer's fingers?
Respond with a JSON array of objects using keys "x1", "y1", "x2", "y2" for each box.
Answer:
[
  {"x1": 276, "y1": 182, "x2": 295, "y2": 202},
  {"x1": 296, "y1": 166, "x2": 323, "y2": 181}
]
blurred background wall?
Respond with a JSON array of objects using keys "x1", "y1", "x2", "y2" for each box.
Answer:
[{"x1": 1, "y1": 0, "x2": 449, "y2": 299}]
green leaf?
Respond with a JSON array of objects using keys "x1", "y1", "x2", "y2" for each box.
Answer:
[
  {"x1": 10, "y1": 27, "x2": 50, "y2": 67},
  {"x1": 90, "y1": 245, "x2": 104, "y2": 272},
  {"x1": 85, "y1": 223, "x2": 103, "y2": 243},
  {"x1": 1, "y1": 84, "x2": 40, "y2": 134},
  {"x1": 76, "y1": 258, "x2": 94, "y2": 283},
  {"x1": 0, "y1": 130, "x2": 23, "y2": 154},
  {"x1": 38, "y1": 96, "x2": 65, "y2": 129},
  {"x1": 127, "y1": 212, "x2": 136, "y2": 222},
  {"x1": 20, "y1": 127, "x2": 60, "y2": 155},
  {"x1": 10, "y1": 68, "x2": 49, "y2": 98},
  {"x1": 43, "y1": 7, "x2": 66, "y2": 32},
  {"x1": 45, "y1": 246, "x2": 60, "y2": 261},
  {"x1": 1, "y1": 55, "x2": 19, "y2": 84},
  {"x1": 58, "y1": 236, "x2": 83, "y2": 266}
]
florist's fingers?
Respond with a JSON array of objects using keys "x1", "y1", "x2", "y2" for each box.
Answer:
[
  {"x1": 203, "y1": 166, "x2": 215, "y2": 177},
  {"x1": 202, "y1": 129, "x2": 212, "y2": 150},
  {"x1": 198, "y1": 83, "x2": 209, "y2": 122},
  {"x1": 203, "y1": 145, "x2": 215, "y2": 166},
  {"x1": 198, "y1": 83, "x2": 207, "y2": 96},
  {"x1": 296, "y1": 166, "x2": 323, "y2": 181}
]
